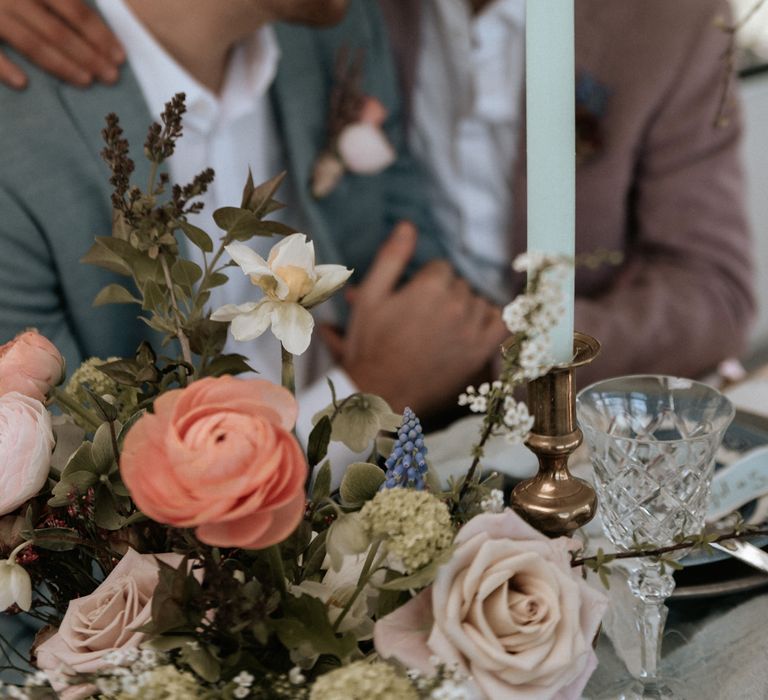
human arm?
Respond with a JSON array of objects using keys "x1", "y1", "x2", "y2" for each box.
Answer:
[
  {"x1": 575, "y1": 1, "x2": 755, "y2": 384},
  {"x1": 0, "y1": 0, "x2": 122, "y2": 89}
]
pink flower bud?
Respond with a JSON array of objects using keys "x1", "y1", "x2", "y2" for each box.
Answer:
[
  {"x1": 0, "y1": 330, "x2": 64, "y2": 402},
  {"x1": 359, "y1": 96, "x2": 388, "y2": 127}
]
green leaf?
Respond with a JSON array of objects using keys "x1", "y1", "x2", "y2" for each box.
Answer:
[
  {"x1": 61, "y1": 442, "x2": 100, "y2": 478},
  {"x1": 94, "y1": 486, "x2": 125, "y2": 530},
  {"x1": 177, "y1": 220, "x2": 213, "y2": 253},
  {"x1": 171, "y1": 259, "x2": 203, "y2": 290},
  {"x1": 247, "y1": 171, "x2": 286, "y2": 217},
  {"x1": 86, "y1": 390, "x2": 119, "y2": 424},
  {"x1": 186, "y1": 318, "x2": 228, "y2": 356},
  {"x1": 311, "y1": 461, "x2": 332, "y2": 502},
  {"x1": 142, "y1": 279, "x2": 166, "y2": 312},
  {"x1": 90, "y1": 421, "x2": 117, "y2": 471},
  {"x1": 378, "y1": 554, "x2": 449, "y2": 591},
  {"x1": 202, "y1": 353, "x2": 255, "y2": 378},
  {"x1": 302, "y1": 529, "x2": 328, "y2": 580},
  {"x1": 240, "y1": 168, "x2": 255, "y2": 208},
  {"x1": 202, "y1": 271, "x2": 229, "y2": 290},
  {"x1": 81, "y1": 237, "x2": 134, "y2": 277},
  {"x1": 93, "y1": 283, "x2": 141, "y2": 307},
  {"x1": 212, "y1": 206, "x2": 244, "y2": 231},
  {"x1": 339, "y1": 462, "x2": 385, "y2": 506},
  {"x1": 314, "y1": 394, "x2": 400, "y2": 453},
  {"x1": 179, "y1": 643, "x2": 220, "y2": 683},
  {"x1": 307, "y1": 416, "x2": 332, "y2": 467},
  {"x1": 272, "y1": 593, "x2": 357, "y2": 662},
  {"x1": 29, "y1": 527, "x2": 80, "y2": 551}
]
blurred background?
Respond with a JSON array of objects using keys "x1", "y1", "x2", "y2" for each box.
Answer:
[{"x1": 731, "y1": 0, "x2": 768, "y2": 360}]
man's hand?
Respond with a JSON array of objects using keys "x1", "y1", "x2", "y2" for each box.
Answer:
[
  {"x1": 321, "y1": 222, "x2": 508, "y2": 415},
  {"x1": 0, "y1": 0, "x2": 123, "y2": 89}
]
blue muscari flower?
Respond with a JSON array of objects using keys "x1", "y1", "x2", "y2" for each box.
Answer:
[{"x1": 382, "y1": 407, "x2": 428, "y2": 490}]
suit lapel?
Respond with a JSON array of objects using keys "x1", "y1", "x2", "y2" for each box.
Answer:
[{"x1": 270, "y1": 22, "x2": 345, "y2": 271}]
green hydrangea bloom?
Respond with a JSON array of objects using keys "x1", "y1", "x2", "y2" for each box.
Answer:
[
  {"x1": 359, "y1": 489, "x2": 453, "y2": 573},
  {"x1": 309, "y1": 661, "x2": 417, "y2": 700},
  {"x1": 65, "y1": 357, "x2": 137, "y2": 428}
]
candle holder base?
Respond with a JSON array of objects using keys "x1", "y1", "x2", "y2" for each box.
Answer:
[{"x1": 509, "y1": 332, "x2": 600, "y2": 538}]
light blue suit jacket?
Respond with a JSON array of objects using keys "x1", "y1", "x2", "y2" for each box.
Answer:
[{"x1": 0, "y1": 0, "x2": 445, "y2": 372}]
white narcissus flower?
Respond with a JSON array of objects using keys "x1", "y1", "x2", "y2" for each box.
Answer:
[
  {"x1": 211, "y1": 234, "x2": 353, "y2": 355},
  {"x1": 0, "y1": 542, "x2": 33, "y2": 611}
]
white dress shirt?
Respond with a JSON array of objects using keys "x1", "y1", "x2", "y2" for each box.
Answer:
[
  {"x1": 96, "y1": 0, "x2": 359, "y2": 468},
  {"x1": 410, "y1": 0, "x2": 525, "y2": 305}
]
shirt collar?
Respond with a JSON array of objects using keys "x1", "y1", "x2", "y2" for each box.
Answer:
[{"x1": 95, "y1": 0, "x2": 280, "y2": 135}]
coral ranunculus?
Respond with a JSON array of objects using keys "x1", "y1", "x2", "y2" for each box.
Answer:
[
  {"x1": 120, "y1": 377, "x2": 307, "y2": 550},
  {"x1": 0, "y1": 330, "x2": 64, "y2": 402}
]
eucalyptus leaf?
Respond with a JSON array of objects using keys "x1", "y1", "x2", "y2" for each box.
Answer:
[
  {"x1": 94, "y1": 487, "x2": 125, "y2": 530},
  {"x1": 339, "y1": 462, "x2": 385, "y2": 507},
  {"x1": 93, "y1": 283, "x2": 141, "y2": 307},
  {"x1": 30, "y1": 527, "x2": 80, "y2": 551},
  {"x1": 90, "y1": 422, "x2": 117, "y2": 472}
]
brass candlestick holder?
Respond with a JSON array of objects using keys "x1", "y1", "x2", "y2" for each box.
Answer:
[{"x1": 509, "y1": 331, "x2": 601, "y2": 537}]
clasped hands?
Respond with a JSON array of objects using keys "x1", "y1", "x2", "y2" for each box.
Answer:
[{"x1": 321, "y1": 222, "x2": 508, "y2": 416}]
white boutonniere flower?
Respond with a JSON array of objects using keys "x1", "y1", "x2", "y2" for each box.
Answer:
[
  {"x1": 0, "y1": 541, "x2": 33, "y2": 612},
  {"x1": 211, "y1": 234, "x2": 352, "y2": 355},
  {"x1": 312, "y1": 49, "x2": 396, "y2": 198}
]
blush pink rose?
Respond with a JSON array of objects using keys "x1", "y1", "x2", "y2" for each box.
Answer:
[
  {"x1": 120, "y1": 376, "x2": 308, "y2": 550},
  {"x1": 36, "y1": 549, "x2": 182, "y2": 699},
  {"x1": 0, "y1": 392, "x2": 54, "y2": 516},
  {"x1": 374, "y1": 510, "x2": 607, "y2": 700},
  {"x1": 0, "y1": 330, "x2": 64, "y2": 402}
]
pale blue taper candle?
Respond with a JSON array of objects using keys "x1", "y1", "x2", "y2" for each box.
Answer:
[{"x1": 526, "y1": 0, "x2": 575, "y2": 364}]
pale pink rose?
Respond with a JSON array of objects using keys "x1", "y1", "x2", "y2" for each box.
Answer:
[
  {"x1": 120, "y1": 376, "x2": 308, "y2": 550},
  {"x1": 337, "y1": 122, "x2": 396, "y2": 175},
  {"x1": 312, "y1": 151, "x2": 345, "y2": 198},
  {"x1": 374, "y1": 510, "x2": 607, "y2": 700},
  {"x1": 358, "y1": 96, "x2": 388, "y2": 127},
  {"x1": 36, "y1": 549, "x2": 182, "y2": 694},
  {"x1": 0, "y1": 392, "x2": 54, "y2": 516},
  {"x1": 0, "y1": 330, "x2": 64, "y2": 402}
]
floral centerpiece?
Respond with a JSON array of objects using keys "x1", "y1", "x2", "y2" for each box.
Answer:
[{"x1": 0, "y1": 95, "x2": 754, "y2": 700}]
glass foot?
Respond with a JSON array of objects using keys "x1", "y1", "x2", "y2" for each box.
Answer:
[{"x1": 595, "y1": 677, "x2": 683, "y2": 699}]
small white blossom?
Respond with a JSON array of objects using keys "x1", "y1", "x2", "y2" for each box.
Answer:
[
  {"x1": 289, "y1": 666, "x2": 307, "y2": 685},
  {"x1": 480, "y1": 489, "x2": 505, "y2": 513},
  {"x1": 235, "y1": 671, "x2": 255, "y2": 687},
  {"x1": 234, "y1": 688, "x2": 250, "y2": 699},
  {"x1": 502, "y1": 397, "x2": 534, "y2": 442}
]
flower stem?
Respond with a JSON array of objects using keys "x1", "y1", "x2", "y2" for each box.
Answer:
[
  {"x1": 281, "y1": 346, "x2": 295, "y2": 395},
  {"x1": 267, "y1": 545, "x2": 288, "y2": 599},
  {"x1": 51, "y1": 388, "x2": 102, "y2": 432},
  {"x1": 332, "y1": 540, "x2": 384, "y2": 633},
  {"x1": 159, "y1": 252, "x2": 194, "y2": 375}
]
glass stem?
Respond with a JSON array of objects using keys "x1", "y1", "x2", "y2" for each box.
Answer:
[
  {"x1": 628, "y1": 563, "x2": 676, "y2": 688},
  {"x1": 635, "y1": 598, "x2": 667, "y2": 684}
]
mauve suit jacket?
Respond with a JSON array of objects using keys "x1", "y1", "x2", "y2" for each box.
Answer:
[{"x1": 379, "y1": 0, "x2": 756, "y2": 384}]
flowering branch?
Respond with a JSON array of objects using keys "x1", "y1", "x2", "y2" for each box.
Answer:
[{"x1": 572, "y1": 527, "x2": 768, "y2": 568}]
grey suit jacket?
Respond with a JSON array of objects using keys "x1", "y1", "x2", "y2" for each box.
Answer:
[
  {"x1": 380, "y1": 0, "x2": 756, "y2": 383},
  {"x1": 0, "y1": 0, "x2": 445, "y2": 372}
]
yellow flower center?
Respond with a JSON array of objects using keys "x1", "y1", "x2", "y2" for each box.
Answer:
[{"x1": 274, "y1": 265, "x2": 314, "y2": 302}]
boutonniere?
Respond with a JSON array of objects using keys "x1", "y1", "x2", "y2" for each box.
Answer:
[
  {"x1": 575, "y1": 72, "x2": 610, "y2": 165},
  {"x1": 312, "y1": 49, "x2": 396, "y2": 199}
]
